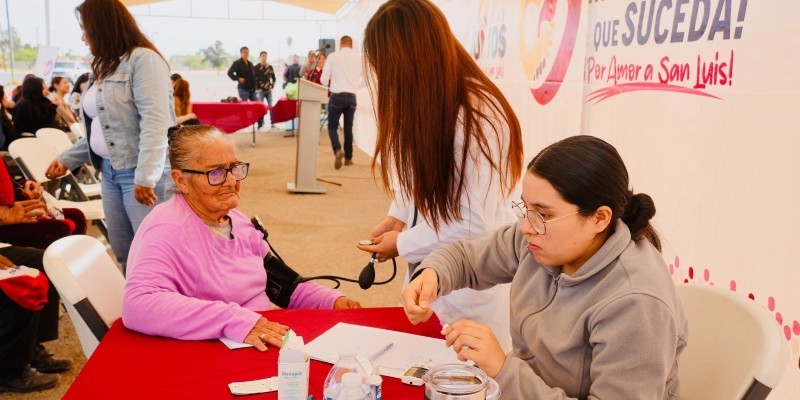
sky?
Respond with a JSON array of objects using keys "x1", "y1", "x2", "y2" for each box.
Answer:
[{"x1": 1, "y1": 0, "x2": 341, "y2": 62}]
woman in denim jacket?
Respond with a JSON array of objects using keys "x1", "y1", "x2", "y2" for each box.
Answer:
[{"x1": 46, "y1": 0, "x2": 175, "y2": 272}]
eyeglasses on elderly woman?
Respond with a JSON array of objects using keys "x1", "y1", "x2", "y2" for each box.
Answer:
[{"x1": 181, "y1": 162, "x2": 250, "y2": 186}]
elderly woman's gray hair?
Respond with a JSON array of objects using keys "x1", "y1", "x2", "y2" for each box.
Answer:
[{"x1": 167, "y1": 124, "x2": 226, "y2": 169}]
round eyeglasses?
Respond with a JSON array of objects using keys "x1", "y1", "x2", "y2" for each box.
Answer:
[
  {"x1": 181, "y1": 162, "x2": 250, "y2": 186},
  {"x1": 511, "y1": 201, "x2": 580, "y2": 235}
]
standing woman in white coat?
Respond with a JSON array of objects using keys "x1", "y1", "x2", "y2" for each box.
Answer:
[{"x1": 356, "y1": 0, "x2": 524, "y2": 349}]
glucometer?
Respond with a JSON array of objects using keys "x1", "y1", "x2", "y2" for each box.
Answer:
[{"x1": 400, "y1": 363, "x2": 430, "y2": 386}]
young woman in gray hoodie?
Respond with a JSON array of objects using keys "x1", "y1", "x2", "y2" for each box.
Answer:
[{"x1": 402, "y1": 135, "x2": 688, "y2": 399}]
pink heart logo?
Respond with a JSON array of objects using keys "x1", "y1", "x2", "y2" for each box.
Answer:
[{"x1": 519, "y1": 0, "x2": 582, "y2": 105}]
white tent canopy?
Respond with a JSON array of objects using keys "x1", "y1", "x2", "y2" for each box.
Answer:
[{"x1": 120, "y1": 0, "x2": 356, "y2": 16}]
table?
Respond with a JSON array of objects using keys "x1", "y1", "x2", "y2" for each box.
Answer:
[
  {"x1": 192, "y1": 101, "x2": 269, "y2": 145},
  {"x1": 271, "y1": 98, "x2": 298, "y2": 125},
  {"x1": 64, "y1": 307, "x2": 443, "y2": 399}
]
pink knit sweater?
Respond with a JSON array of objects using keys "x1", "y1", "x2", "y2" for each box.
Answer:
[{"x1": 122, "y1": 194, "x2": 343, "y2": 342}]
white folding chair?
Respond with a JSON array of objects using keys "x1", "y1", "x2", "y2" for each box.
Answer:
[
  {"x1": 677, "y1": 284, "x2": 788, "y2": 400},
  {"x1": 36, "y1": 128, "x2": 100, "y2": 185},
  {"x1": 43, "y1": 235, "x2": 125, "y2": 358},
  {"x1": 8, "y1": 137, "x2": 101, "y2": 199},
  {"x1": 8, "y1": 137, "x2": 107, "y2": 238},
  {"x1": 36, "y1": 128, "x2": 75, "y2": 154}
]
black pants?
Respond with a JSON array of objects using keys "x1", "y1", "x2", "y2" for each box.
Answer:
[
  {"x1": 0, "y1": 246, "x2": 59, "y2": 378},
  {"x1": 327, "y1": 93, "x2": 357, "y2": 159}
]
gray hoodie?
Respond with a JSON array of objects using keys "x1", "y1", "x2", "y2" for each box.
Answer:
[{"x1": 421, "y1": 220, "x2": 688, "y2": 399}]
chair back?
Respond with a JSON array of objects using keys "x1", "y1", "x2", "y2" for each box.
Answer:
[
  {"x1": 677, "y1": 284, "x2": 788, "y2": 400},
  {"x1": 36, "y1": 128, "x2": 75, "y2": 154},
  {"x1": 8, "y1": 137, "x2": 62, "y2": 183},
  {"x1": 43, "y1": 235, "x2": 125, "y2": 358}
]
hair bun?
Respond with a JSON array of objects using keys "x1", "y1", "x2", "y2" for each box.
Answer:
[{"x1": 622, "y1": 192, "x2": 656, "y2": 239}]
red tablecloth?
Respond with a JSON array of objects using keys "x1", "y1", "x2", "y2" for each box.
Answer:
[
  {"x1": 192, "y1": 101, "x2": 268, "y2": 133},
  {"x1": 64, "y1": 307, "x2": 442, "y2": 399},
  {"x1": 270, "y1": 98, "x2": 298, "y2": 124}
]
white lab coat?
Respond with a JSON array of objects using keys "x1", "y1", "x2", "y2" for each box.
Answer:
[{"x1": 388, "y1": 119, "x2": 518, "y2": 351}]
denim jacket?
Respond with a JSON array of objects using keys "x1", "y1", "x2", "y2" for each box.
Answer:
[{"x1": 59, "y1": 47, "x2": 175, "y2": 188}]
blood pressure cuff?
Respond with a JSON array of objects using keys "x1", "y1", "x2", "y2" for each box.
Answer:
[
  {"x1": 263, "y1": 252, "x2": 302, "y2": 309},
  {"x1": 251, "y1": 216, "x2": 304, "y2": 309}
]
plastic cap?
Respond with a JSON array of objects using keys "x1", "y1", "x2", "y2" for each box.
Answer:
[
  {"x1": 339, "y1": 344, "x2": 358, "y2": 357},
  {"x1": 342, "y1": 372, "x2": 362, "y2": 386}
]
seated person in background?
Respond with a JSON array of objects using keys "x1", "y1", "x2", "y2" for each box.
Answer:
[
  {"x1": 402, "y1": 135, "x2": 688, "y2": 399},
  {"x1": 47, "y1": 77, "x2": 78, "y2": 129},
  {"x1": 0, "y1": 86, "x2": 18, "y2": 150},
  {"x1": 0, "y1": 160, "x2": 87, "y2": 249},
  {"x1": 68, "y1": 73, "x2": 90, "y2": 123},
  {"x1": 0, "y1": 244, "x2": 72, "y2": 391},
  {"x1": 170, "y1": 73, "x2": 182, "y2": 90},
  {"x1": 173, "y1": 78, "x2": 198, "y2": 125},
  {"x1": 122, "y1": 125, "x2": 361, "y2": 350},
  {"x1": 10, "y1": 74, "x2": 34, "y2": 105},
  {"x1": 12, "y1": 77, "x2": 60, "y2": 135}
]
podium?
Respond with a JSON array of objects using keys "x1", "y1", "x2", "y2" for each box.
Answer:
[{"x1": 287, "y1": 79, "x2": 329, "y2": 194}]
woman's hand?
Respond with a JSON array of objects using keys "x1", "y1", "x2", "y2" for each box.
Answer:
[
  {"x1": 356, "y1": 231, "x2": 399, "y2": 262},
  {"x1": 45, "y1": 159, "x2": 68, "y2": 180},
  {"x1": 0, "y1": 200, "x2": 46, "y2": 225},
  {"x1": 0, "y1": 255, "x2": 17, "y2": 270},
  {"x1": 369, "y1": 216, "x2": 405, "y2": 238},
  {"x1": 134, "y1": 185, "x2": 158, "y2": 206},
  {"x1": 333, "y1": 296, "x2": 362, "y2": 309},
  {"x1": 400, "y1": 268, "x2": 439, "y2": 324},
  {"x1": 243, "y1": 317, "x2": 290, "y2": 351},
  {"x1": 22, "y1": 181, "x2": 43, "y2": 200},
  {"x1": 441, "y1": 319, "x2": 506, "y2": 378}
]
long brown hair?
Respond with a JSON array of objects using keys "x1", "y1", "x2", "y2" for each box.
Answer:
[
  {"x1": 173, "y1": 78, "x2": 191, "y2": 116},
  {"x1": 76, "y1": 0, "x2": 165, "y2": 80},
  {"x1": 363, "y1": 0, "x2": 523, "y2": 232}
]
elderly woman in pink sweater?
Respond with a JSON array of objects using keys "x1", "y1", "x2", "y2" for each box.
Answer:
[{"x1": 122, "y1": 125, "x2": 360, "y2": 351}]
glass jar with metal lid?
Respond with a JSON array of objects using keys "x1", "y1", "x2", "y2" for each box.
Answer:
[{"x1": 422, "y1": 364, "x2": 500, "y2": 400}]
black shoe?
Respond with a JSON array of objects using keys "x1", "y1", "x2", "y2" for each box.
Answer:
[
  {"x1": 334, "y1": 149, "x2": 344, "y2": 170},
  {"x1": 0, "y1": 366, "x2": 58, "y2": 393},
  {"x1": 31, "y1": 344, "x2": 72, "y2": 374}
]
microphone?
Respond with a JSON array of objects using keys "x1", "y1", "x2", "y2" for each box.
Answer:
[{"x1": 316, "y1": 43, "x2": 331, "y2": 53}]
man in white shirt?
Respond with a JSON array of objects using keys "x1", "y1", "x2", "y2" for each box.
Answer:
[{"x1": 320, "y1": 36, "x2": 363, "y2": 169}]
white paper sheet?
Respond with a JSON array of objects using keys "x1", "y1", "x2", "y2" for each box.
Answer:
[
  {"x1": 220, "y1": 337, "x2": 254, "y2": 350},
  {"x1": 306, "y1": 322, "x2": 467, "y2": 379}
]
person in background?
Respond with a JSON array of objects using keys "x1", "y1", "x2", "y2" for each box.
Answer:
[
  {"x1": 69, "y1": 72, "x2": 90, "y2": 122},
  {"x1": 0, "y1": 86, "x2": 18, "y2": 149},
  {"x1": 12, "y1": 77, "x2": 60, "y2": 135},
  {"x1": 45, "y1": 0, "x2": 175, "y2": 273},
  {"x1": 403, "y1": 135, "x2": 688, "y2": 399},
  {"x1": 356, "y1": 0, "x2": 524, "y2": 351},
  {"x1": 254, "y1": 51, "x2": 276, "y2": 129},
  {"x1": 299, "y1": 50, "x2": 317, "y2": 78},
  {"x1": 227, "y1": 47, "x2": 257, "y2": 103},
  {"x1": 173, "y1": 78, "x2": 198, "y2": 125},
  {"x1": 0, "y1": 246, "x2": 72, "y2": 393},
  {"x1": 282, "y1": 55, "x2": 301, "y2": 89},
  {"x1": 305, "y1": 53, "x2": 326, "y2": 85},
  {"x1": 170, "y1": 73, "x2": 182, "y2": 90},
  {"x1": 48, "y1": 77, "x2": 78, "y2": 128},
  {"x1": 320, "y1": 36, "x2": 362, "y2": 169},
  {"x1": 0, "y1": 159, "x2": 87, "y2": 249},
  {"x1": 10, "y1": 74, "x2": 34, "y2": 105},
  {"x1": 123, "y1": 125, "x2": 361, "y2": 349}
]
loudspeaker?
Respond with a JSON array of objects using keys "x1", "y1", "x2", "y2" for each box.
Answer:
[{"x1": 319, "y1": 39, "x2": 335, "y2": 56}]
